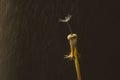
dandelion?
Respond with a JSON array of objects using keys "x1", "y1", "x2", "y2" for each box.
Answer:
[{"x1": 59, "y1": 14, "x2": 82, "y2": 80}]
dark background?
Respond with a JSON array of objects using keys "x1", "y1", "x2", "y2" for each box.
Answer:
[{"x1": 0, "y1": 0, "x2": 120, "y2": 80}]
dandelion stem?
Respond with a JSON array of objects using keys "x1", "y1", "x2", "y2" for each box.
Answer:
[{"x1": 74, "y1": 47, "x2": 82, "y2": 80}]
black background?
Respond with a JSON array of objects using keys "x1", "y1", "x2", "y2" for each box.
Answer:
[{"x1": 0, "y1": 0, "x2": 120, "y2": 80}]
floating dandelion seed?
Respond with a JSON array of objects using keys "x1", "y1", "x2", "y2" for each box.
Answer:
[
  {"x1": 59, "y1": 14, "x2": 73, "y2": 34},
  {"x1": 59, "y1": 14, "x2": 72, "y2": 22}
]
